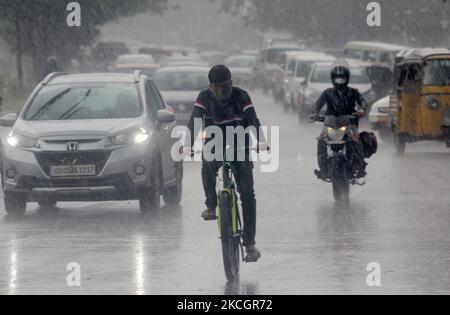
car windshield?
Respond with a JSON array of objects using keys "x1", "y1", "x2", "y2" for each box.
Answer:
[
  {"x1": 311, "y1": 66, "x2": 371, "y2": 84},
  {"x1": 116, "y1": 55, "x2": 155, "y2": 64},
  {"x1": 266, "y1": 48, "x2": 299, "y2": 64},
  {"x1": 24, "y1": 84, "x2": 141, "y2": 121},
  {"x1": 424, "y1": 59, "x2": 450, "y2": 85},
  {"x1": 296, "y1": 61, "x2": 314, "y2": 78},
  {"x1": 226, "y1": 57, "x2": 255, "y2": 68},
  {"x1": 154, "y1": 72, "x2": 209, "y2": 91}
]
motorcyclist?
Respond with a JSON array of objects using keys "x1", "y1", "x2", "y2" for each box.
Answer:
[
  {"x1": 310, "y1": 62, "x2": 368, "y2": 181},
  {"x1": 185, "y1": 65, "x2": 267, "y2": 262}
]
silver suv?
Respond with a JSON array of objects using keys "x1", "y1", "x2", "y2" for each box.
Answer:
[{"x1": 0, "y1": 71, "x2": 183, "y2": 215}]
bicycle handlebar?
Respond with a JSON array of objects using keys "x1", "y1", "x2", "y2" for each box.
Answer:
[{"x1": 189, "y1": 145, "x2": 271, "y2": 157}]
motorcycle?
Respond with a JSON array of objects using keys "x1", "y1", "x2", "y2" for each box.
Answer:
[{"x1": 311, "y1": 114, "x2": 366, "y2": 201}]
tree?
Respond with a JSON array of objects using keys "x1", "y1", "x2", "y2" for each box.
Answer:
[
  {"x1": 217, "y1": 0, "x2": 450, "y2": 47},
  {"x1": 0, "y1": 0, "x2": 169, "y2": 85}
]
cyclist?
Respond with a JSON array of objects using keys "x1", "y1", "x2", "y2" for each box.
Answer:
[{"x1": 185, "y1": 65, "x2": 267, "y2": 262}]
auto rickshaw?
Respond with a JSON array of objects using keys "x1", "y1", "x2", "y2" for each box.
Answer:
[{"x1": 389, "y1": 48, "x2": 450, "y2": 154}]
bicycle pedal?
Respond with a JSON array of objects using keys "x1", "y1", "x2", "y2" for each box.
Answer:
[
  {"x1": 244, "y1": 256, "x2": 261, "y2": 263},
  {"x1": 351, "y1": 178, "x2": 366, "y2": 186}
]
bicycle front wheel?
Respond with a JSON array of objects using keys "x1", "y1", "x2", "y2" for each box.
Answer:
[{"x1": 219, "y1": 191, "x2": 240, "y2": 282}]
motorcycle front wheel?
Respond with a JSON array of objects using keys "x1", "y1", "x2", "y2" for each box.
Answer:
[{"x1": 331, "y1": 157, "x2": 350, "y2": 202}]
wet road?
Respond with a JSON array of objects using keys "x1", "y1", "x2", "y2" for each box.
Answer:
[{"x1": 1, "y1": 91, "x2": 450, "y2": 295}]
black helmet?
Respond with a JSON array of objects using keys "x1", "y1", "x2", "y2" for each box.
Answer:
[{"x1": 331, "y1": 65, "x2": 350, "y2": 88}]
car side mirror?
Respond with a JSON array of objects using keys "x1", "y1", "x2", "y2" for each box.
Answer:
[
  {"x1": 157, "y1": 110, "x2": 175, "y2": 124},
  {"x1": 0, "y1": 113, "x2": 18, "y2": 127}
]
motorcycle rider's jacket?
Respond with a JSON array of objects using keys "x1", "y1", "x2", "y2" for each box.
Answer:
[{"x1": 312, "y1": 86, "x2": 368, "y2": 117}]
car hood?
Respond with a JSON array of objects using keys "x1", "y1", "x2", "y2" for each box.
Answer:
[
  {"x1": 13, "y1": 117, "x2": 144, "y2": 138},
  {"x1": 114, "y1": 64, "x2": 159, "y2": 70},
  {"x1": 370, "y1": 96, "x2": 390, "y2": 114},
  {"x1": 160, "y1": 90, "x2": 199, "y2": 104},
  {"x1": 229, "y1": 67, "x2": 252, "y2": 75}
]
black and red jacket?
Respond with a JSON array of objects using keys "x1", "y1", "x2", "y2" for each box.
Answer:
[{"x1": 187, "y1": 87, "x2": 264, "y2": 147}]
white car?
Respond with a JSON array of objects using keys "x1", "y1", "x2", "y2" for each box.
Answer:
[
  {"x1": 154, "y1": 66, "x2": 210, "y2": 125},
  {"x1": 0, "y1": 71, "x2": 183, "y2": 215},
  {"x1": 299, "y1": 60, "x2": 391, "y2": 119},
  {"x1": 281, "y1": 51, "x2": 334, "y2": 111},
  {"x1": 225, "y1": 54, "x2": 257, "y2": 88},
  {"x1": 369, "y1": 95, "x2": 393, "y2": 141}
]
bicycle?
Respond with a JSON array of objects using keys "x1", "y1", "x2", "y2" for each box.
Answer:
[
  {"x1": 217, "y1": 145, "x2": 268, "y2": 282},
  {"x1": 191, "y1": 144, "x2": 268, "y2": 282},
  {"x1": 217, "y1": 147, "x2": 243, "y2": 282}
]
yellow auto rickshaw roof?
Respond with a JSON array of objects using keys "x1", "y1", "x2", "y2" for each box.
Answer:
[{"x1": 396, "y1": 48, "x2": 450, "y2": 66}]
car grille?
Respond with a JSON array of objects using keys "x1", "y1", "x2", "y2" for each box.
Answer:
[
  {"x1": 43, "y1": 139, "x2": 102, "y2": 144},
  {"x1": 35, "y1": 151, "x2": 111, "y2": 176}
]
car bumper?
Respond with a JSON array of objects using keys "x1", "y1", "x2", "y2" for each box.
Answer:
[
  {"x1": 369, "y1": 113, "x2": 390, "y2": 129},
  {"x1": 2, "y1": 143, "x2": 155, "y2": 202}
]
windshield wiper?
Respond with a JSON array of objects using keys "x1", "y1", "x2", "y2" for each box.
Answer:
[
  {"x1": 28, "y1": 88, "x2": 71, "y2": 120},
  {"x1": 59, "y1": 89, "x2": 92, "y2": 120}
]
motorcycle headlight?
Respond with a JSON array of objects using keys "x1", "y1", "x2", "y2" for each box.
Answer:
[
  {"x1": 111, "y1": 128, "x2": 150, "y2": 145},
  {"x1": 325, "y1": 127, "x2": 347, "y2": 141},
  {"x1": 7, "y1": 131, "x2": 38, "y2": 148}
]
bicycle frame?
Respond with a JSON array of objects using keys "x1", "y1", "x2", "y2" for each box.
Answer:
[{"x1": 217, "y1": 148, "x2": 244, "y2": 255}]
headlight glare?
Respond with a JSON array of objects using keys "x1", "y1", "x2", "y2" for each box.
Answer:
[
  {"x1": 111, "y1": 128, "x2": 150, "y2": 145},
  {"x1": 7, "y1": 131, "x2": 38, "y2": 148},
  {"x1": 325, "y1": 127, "x2": 346, "y2": 141}
]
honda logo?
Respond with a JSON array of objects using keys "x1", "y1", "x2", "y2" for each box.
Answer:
[{"x1": 67, "y1": 142, "x2": 79, "y2": 152}]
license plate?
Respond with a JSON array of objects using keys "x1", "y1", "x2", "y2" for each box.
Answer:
[{"x1": 50, "y1": 165, "x2": 96, "y2": 177}]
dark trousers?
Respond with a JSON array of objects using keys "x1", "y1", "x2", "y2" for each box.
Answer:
[
  {"x1": 317, "y1": 139, "x2": 328, "y2": 172},
  {"x1": 202, "y1": 159, "x2": 256, "y2": 247}
]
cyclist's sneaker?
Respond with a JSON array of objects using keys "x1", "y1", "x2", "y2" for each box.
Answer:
[
  {"x1": 245, "y1": 246, "x2": 261, "y2": 263},
  {"x1": 314, "y1": 169, "x2": 329, "y2": 181},
  {"x1": 201, "y1": 209, "x2": 217, "y2": 221}
]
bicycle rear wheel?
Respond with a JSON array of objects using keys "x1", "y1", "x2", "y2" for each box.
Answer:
[{"x1": 219, "y1": 191, "x2": 240, "y2": 282}]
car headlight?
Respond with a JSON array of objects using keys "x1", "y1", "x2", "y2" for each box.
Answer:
[
  {"x1": 111, "y1": 128, "x2": 150, "y2": 145},
  {"x1": 7, "y1": 131, "x2": 38, "y2": 148}
]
